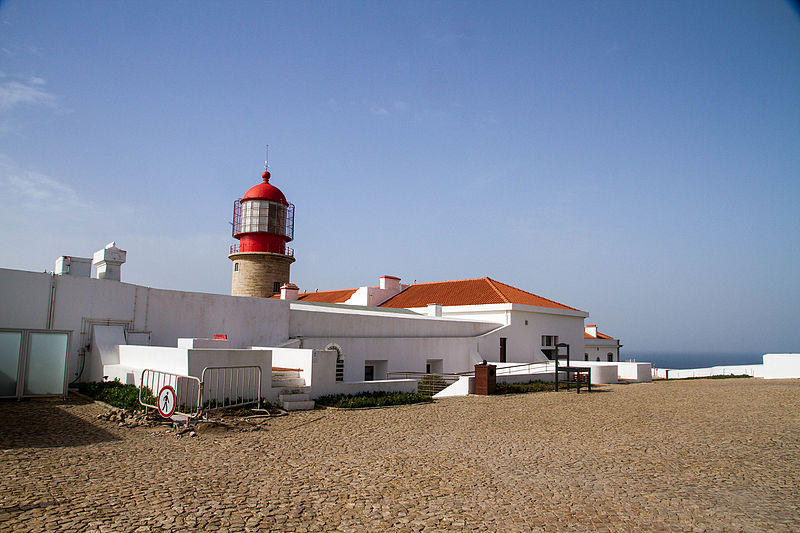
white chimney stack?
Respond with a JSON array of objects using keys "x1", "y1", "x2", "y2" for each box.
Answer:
[
  {"x1": 585, "y1": 324, "x2": 598, "y2": 337},
  {"x1": 93, "y1": 242, "x2": 127, "y2": 281},
  {"x1": 379, "y1": 275, "x2": 401, "y2": 291},
  {"x1": 427, "y1": 303, "x2": 443, "y2": 317},
  {"x1": 280, "y1": 283, "x2": 300, "y2": 301}
]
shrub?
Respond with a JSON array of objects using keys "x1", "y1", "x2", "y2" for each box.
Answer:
[
  {"x1": 316, "y1": 391, "x2": 432, "y2": 409},
  {"x1": 76, "y1": 379, "x2": 150, "y2": 411},
  {"x1": 494, "y1": 381, "x2": 557, "y2": 395}
]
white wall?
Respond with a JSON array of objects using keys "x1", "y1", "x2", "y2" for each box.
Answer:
[
  {"x1": 0, "y1": 268, "x2": 290, "y2": 384},
  {"x1": 289, "y1": 303, "x2": 497, "y2": 338},
  {"x1": 762, "y1": 354, "x2": 800, "y2": 379}
]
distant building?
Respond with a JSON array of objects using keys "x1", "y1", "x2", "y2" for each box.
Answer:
[{"x1": 584, "y1": 324, "x2": 622, "y2": 362}]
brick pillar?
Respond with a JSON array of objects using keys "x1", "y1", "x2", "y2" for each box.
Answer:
[{"x1": 474, "y1": 363, "x2": 496, "y2": 395}]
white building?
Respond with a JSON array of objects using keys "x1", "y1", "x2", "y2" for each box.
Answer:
[
  {"x1": 583, "y1": 324, "x2": 622, "y2": 362},
  {"x1": 0, "y1": 163, "x2": 652, "y2": 407}
]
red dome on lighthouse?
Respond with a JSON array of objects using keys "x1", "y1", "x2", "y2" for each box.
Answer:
[{"x1": 241, "y1": 171, "x2": 288, "y2": 205}]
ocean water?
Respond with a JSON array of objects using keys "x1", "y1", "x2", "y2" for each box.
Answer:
[{"x1": 626, "y1": 352, "x2": 763, "y2": 370}]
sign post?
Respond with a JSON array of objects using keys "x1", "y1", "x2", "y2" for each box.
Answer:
[{"x1": 157, "y1": 385, "x2": 177, "y2": 418}]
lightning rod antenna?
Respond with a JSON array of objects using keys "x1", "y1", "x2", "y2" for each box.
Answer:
[{"x1": 265, "y1": 144, "x2": 269, "y2": 171}]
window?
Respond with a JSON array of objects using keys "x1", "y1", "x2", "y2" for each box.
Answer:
[
  {"x1": 234, "y1": 263, "x2": 239, "y2": 272},
  {"x1": 584, "y1": 353, "x2": 588, "y2": 361},
  {"x1": 273, "y1": 281, "x2": 280, "y2": 293},
  {"x1": 607, "y1": 352, "x2": 614, "y2": 362},
  {"x1": 524, "y1": 320, "x2": 528, "y2": 325},
  {"x1": 541, "y1": 335, "x2": 559, "y2": 347},
  {"x1": 326, "y1": 344, "x2": 344, "y2": 382},
  {"x1": 426, "y1": 363, "x2": 431, "y2": 374}
]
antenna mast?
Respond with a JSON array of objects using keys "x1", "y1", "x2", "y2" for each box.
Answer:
[{"x1": 265, "y1": 144, "x2": 269, "y2": 171}]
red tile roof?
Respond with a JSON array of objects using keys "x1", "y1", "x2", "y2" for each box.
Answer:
[
  {"x1": 269, "y1": 288, "x2": 357, "y2": 303},
  {"x1": 379, "y1": 277, "x2": 582, "y2": 311},
  {"x1": 585, "y1": 331, "x2": 615, "y2": 340}
]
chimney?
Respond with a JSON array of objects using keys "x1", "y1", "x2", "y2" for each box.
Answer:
[
  {"x1": 379, "y1": 275, "x2": 401, "y2": 291},
  {"x1": 427, "y1": 303, "x2": 443, "y2": 317},
  {"x1": 54, "y1": 256, "x2": 92, "y2": 277},
  {"x1": 585, "y1": 324, "x2": 597, "y2": 338},
  {"x1": 92, "y1": 242, "x2": 126, "y2": 281},
  {"x1": 281, "y1": 283, "x2": 300, "y2": 301}
]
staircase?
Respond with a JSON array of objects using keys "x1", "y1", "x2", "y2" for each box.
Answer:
[{"x1": 272, "y1": 367, "x2": 315, "y2": 411}]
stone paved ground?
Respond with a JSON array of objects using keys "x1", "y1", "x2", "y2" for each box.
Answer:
[{"x1": 1, "y1": 378, "x2": 799, "y2": 532}]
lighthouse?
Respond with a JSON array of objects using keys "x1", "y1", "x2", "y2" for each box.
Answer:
[{"x1": 229, "y1": 166, "x2": 295, "y2": 298}]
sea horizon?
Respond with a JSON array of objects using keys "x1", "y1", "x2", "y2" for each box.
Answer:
[{"x1": 622, "y1": 351, "x2": 764, "y2": 370}]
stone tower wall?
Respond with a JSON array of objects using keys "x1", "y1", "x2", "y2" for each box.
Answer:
[{"x1": 229, "y1": 252, "x2": 295, "y2": 298}]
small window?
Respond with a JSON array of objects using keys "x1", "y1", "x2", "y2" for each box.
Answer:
[
  {"x1": 584, "y1": 353, "x2": 588, "y2": 361},
  {"x1": 273, "y1": 281, "x2": 280, "y2": 293},
  {"x1": 234, "y1": 263, "x2": 239, "y2": 272},
  {"x1": 607, "y1": 352, "x2": 614, "y2": 362},
  {"x1": 524, "y1": 320, "x2": 528, "y2": 325}
]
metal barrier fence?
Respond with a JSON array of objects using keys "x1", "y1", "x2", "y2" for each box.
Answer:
[
  {"x1": 201, "y1": 365, "x2": 262, "y2": 412},
  {"x1": 139, "y1": 369, "x2": 202, "y2": 418},
  {"x1": 386, "y1": 372, "x2": 461, "y2": 397}
]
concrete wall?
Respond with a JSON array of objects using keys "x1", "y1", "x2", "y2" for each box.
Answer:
[
  {"x1": 425, "y1": 304, "x2": 587, "y2": 364},
  {"x1": 762, "y1": 354, "x2": 800, "y2": 379},
  {"x1": 0, "y1": 267, "x2": 290, "y2": 384},
  {"x1": 289, "y1": 304, "x2": 497, "y2": 339}
]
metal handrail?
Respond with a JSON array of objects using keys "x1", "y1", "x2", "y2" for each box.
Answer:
[
  {"x1": 201, "y1": 365, "x2": 262, "y2": 413},
  {"x1": 385, "y1": 372, "x2": 461, "y2": 397},
  {"x1": 139, "y1": 369, "x2": 202, "y2": 418}
]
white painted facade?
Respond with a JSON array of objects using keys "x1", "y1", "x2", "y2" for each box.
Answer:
[{"x1": 1, "y1": 259, "x2": 653, "y2": 401}]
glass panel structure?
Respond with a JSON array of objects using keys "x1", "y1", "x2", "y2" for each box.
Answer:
[
  {"x1": 0, "y1": 331, "x2": 22, "y2": 397},
  {"x1": 236, "y1": 200, "x2": 293, "y2": 238},
  {"x1": 23, "y1": 332, "x2": 68, "y2": 396}
]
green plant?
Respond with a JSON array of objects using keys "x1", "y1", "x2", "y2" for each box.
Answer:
[
  {"x1": 315, "y1": 391, "x2": 432, "y2": 409},
  {"x1": 494, "y1": 381, "x2": 557, "y2": 395},
  {"x1": 76, "y1": 379, "x2": 150, "y2": 411}
]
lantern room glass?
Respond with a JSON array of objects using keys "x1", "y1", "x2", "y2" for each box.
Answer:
[{"x1": 239, "y1": 200, "x2": 289, "y2": 236}]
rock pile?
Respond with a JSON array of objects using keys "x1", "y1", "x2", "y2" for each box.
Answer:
[{"x1": 95, "y1": 408, "x2": 159, "y2": 428}]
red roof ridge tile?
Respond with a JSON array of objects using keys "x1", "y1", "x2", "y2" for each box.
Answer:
[{"x1": 484, "y1": 277, "x2": 512, "y2": 304}]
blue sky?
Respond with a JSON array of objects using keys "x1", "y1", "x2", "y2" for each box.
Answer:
[{"x1": 1, "y1": 1, "x2": 798, "y2": 355}]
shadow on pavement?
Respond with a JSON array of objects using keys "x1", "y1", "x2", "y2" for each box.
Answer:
[{"x1": 0, "y1": 398, "x2": 121, "y2": 449}]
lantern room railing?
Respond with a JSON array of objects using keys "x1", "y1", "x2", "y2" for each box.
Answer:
[{"x1": 229, "y1": 243, "x2": 294, "y2": 257}]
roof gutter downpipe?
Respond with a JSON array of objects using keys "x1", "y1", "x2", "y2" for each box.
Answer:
[{"x1": 47, "y1": 273, "x2": 57, "y2": 329}]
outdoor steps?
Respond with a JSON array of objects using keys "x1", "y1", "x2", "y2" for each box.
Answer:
[
  {"x1": 279, "y1": 391, "x2": 315, "y2": 411},
  {"x1": 272, "y1": 369, "x2": 306, "y2": 388}
]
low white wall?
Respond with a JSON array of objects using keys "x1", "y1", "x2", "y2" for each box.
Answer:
[
  {"x1": 617, "y1": 362, "x2": 652, "y2": 382},
  {"x1": 434, "y1": 376, "x2": 473, "y2": 398},
  {"x1": 653, "y1": 364, "x2": 762, "y2": 379},
  {"x1": 762, "y1": 354, "x2": 800, "y2": 379},
  {"x1": 118, "y1": 346, "x2": 189, "y2": 376},
  {"x1": 270, "y1": 347, "x2": 314, "y2": 386},
  {"x1": 315, "y1": 379, "x2": 418, "y2": 399}
]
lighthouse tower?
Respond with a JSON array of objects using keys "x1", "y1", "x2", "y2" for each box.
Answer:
[{"x1": 229, "y1": 166, "x2": 295, "y2": 298}]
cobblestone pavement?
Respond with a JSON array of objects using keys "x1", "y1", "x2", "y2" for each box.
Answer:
[{"x1": 1, "y1": 378, "x2": 799, "y2": 532}]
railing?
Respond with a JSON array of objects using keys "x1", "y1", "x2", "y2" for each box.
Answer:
[
  {"x1": 139, "y1": 369, "x2": 202, "y2": 418},
  {"x1": 229, "y1": 243, "x2": 294, "y2": 257},
  {"x1": 456, "y1": 360, "x2": 555, "y2": 377},
  {"x1": 201, "y1": 366, "x2": 262, "y2": 412},
  {"x1": 386, "y1": 372, "x2": 462, "y2": 397}
]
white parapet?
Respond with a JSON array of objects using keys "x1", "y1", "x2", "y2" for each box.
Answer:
[{"x1": 762, "y1": 354, "x2": 800, "y2": 379}]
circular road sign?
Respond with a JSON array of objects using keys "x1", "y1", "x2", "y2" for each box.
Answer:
[{"x1": 157, "y1": 385, "x2": 177, "y2": 418}]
